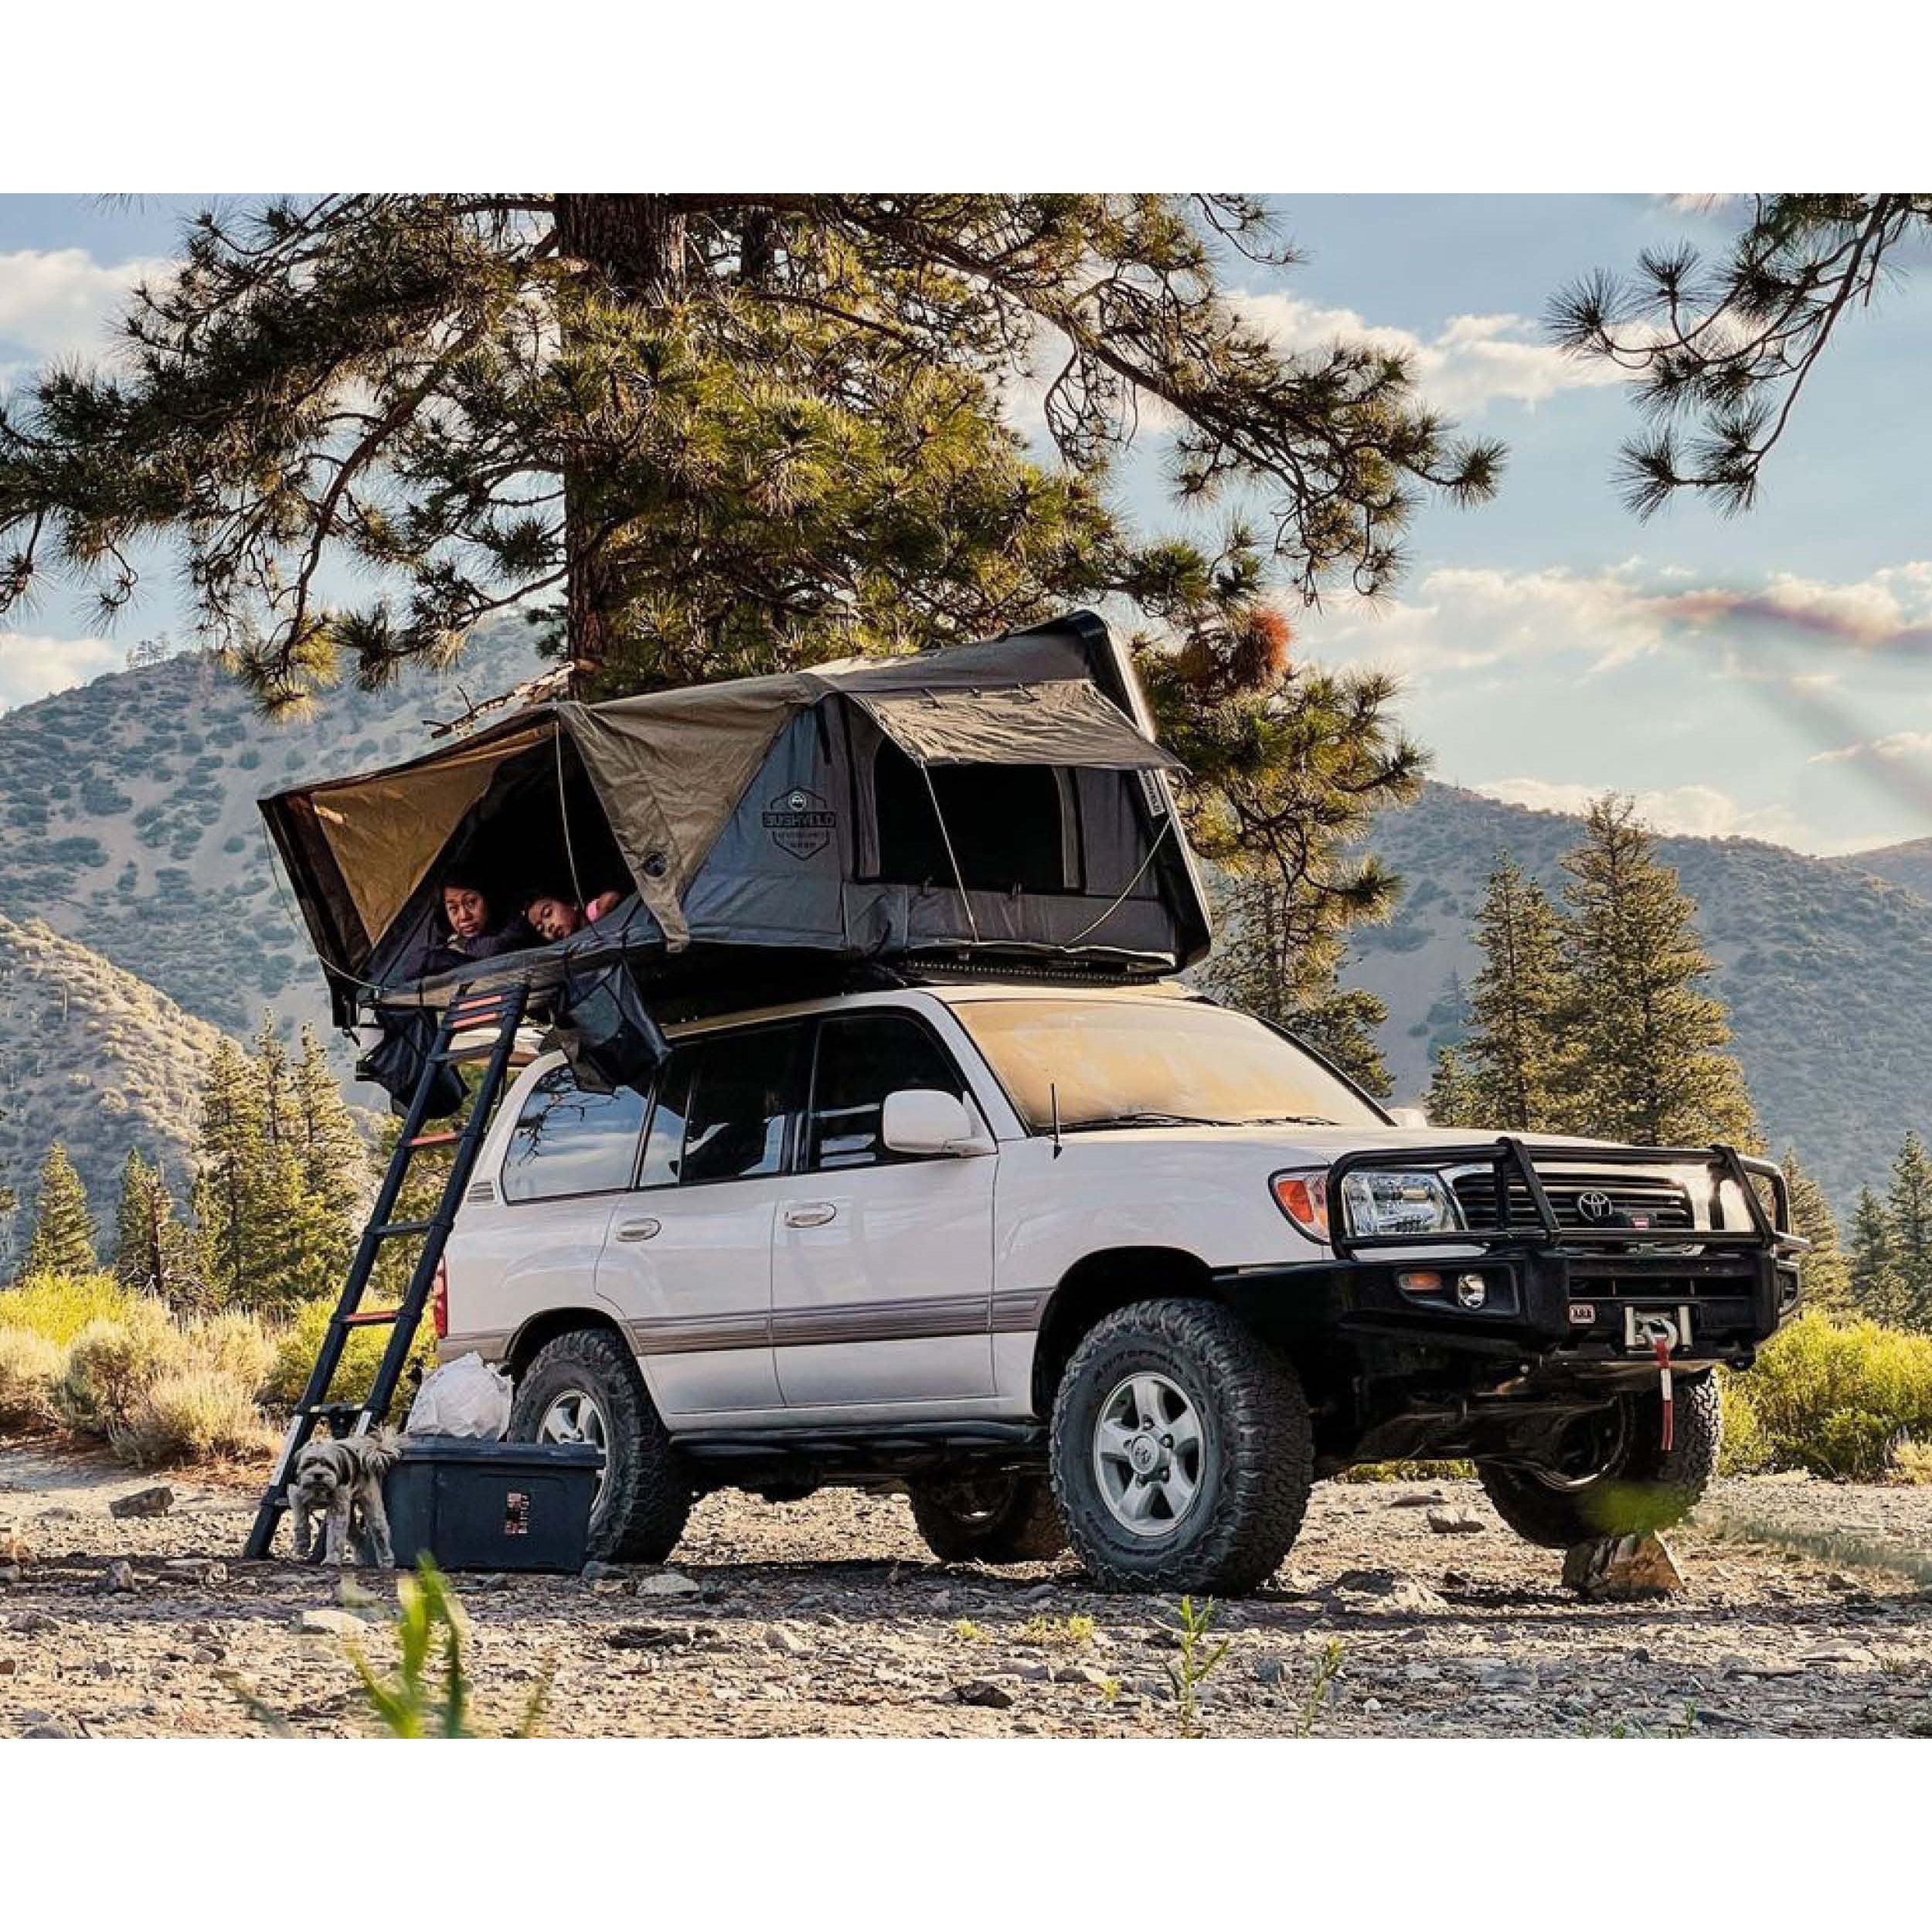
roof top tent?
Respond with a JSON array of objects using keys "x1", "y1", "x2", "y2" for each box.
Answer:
[{"x1": 260, "y1": 610, "x2": 1214, "y2": 1042}]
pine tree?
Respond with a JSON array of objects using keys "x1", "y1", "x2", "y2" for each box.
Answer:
[
  {"x1": 1887, "y1": 1131, "x2": 1932, "y2": 1330},
  {"x1": 1424, "y1": 1045, "x2": 1482, "y2": 1129},
  {"x1": 1558, "y1": 795, "x2": 1757, "y2": 1147},
  {"x1": 192, "y1": 1039, "x2": 267, "y2": 1307},
  {"x1": 1460, "y1": 855, "x2": 1573, "y2": 1131},
  {"x1": 1849, "y1": 1186, "x2": 1903, "y2": 1325},
  {"x1": 1196, "y1": 658, "x2": 1427, "y2": 1097},
  {"x1": 0, "y1": 196, "x2": 1501, "y2": 710},
  {"x1": 191, "y1": 1025, "x2": 365, "y2": 1315},
  {"x1": 22, "y1": 1143, "x2": 97, "y2": 1277},
  {"x1": 291, "y1": 1026, "x2": 369, "y2": 1228},
  {"x1": 1780, "y1": 1149, "x2": 1850, "y2": 1315},
  {"x1": 111, "y1": 1149, "x2": 202, "y2": 1306}
]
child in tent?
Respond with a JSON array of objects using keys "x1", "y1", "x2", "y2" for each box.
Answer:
[{"x1": 523, "y1": 883, "x2": 624, "y2": 944}]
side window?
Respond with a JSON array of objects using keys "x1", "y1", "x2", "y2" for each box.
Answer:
[
  {"x1": 808, "y1": 1013, "x2": 968, "y2": 1172},
  {"x1": 500, "y1": 1063, "x2": 649, "y2": 1202},
  {"x1": 676, "y1": 1023, "x2": 810, "y2": 1186}
]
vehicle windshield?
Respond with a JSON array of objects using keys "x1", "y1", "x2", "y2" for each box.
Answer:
[{"x1": 951, "y1": 996, "x2": 1387, "y2": 1134}]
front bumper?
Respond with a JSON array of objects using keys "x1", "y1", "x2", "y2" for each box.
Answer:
[{"x1": 1260, "y1": 1136, "x2": 1805, "y2": 1369}]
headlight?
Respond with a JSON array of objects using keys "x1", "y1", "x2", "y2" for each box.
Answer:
[{"x1": 1337, "y1": 1169, "x2": 1464, "y2": 1238}]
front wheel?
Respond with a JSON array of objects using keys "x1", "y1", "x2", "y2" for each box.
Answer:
[
  {"x1": 906, "y1": 1471, "x2": 1068, "y2": 1564},
  {"x1": 1477, "y1": 1376, "x2": 1722, "y2": 1548},
  {"x1": 509, "y1": 1328, "x2": 692, "y2": 1563},
  {"x1": 1049, "y1": 1298, "x2": 1314, "y2": 1596}
]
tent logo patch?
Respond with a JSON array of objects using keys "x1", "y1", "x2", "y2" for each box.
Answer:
[{"x1": 764, "y1": 787, "x2": 836, "y2": 860}]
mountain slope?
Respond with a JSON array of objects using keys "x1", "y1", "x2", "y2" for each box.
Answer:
[
  {"x1": 0, "y1": 631, "x2": 535, "y2": 1043},
  {"x1": 0, "y1": 914, "x2": 226, "y2": 1264},
  {"x1": 1835, "y1": 835, "x2": 1932, "y2": 903},
  {"x1": 1349, "y1": 784, "x2": 1932, "y2": 1211}
]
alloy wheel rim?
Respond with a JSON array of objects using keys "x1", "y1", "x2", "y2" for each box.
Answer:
[
  {"x1": 539, "y1": 1388, "x2": 610, "y2": 1507},
  {"x1": 1092, "y1": 1371, "x2": 1206, "y2": 1539}
]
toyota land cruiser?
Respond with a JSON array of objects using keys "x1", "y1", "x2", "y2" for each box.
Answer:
[{"x1": 439, "y1": 978, "x2": 1803, "y2": 1594}]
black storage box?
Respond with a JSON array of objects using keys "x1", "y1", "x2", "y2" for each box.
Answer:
[{"x1": 383, "y1": 1437, "x2": 603, "y2": 1572}]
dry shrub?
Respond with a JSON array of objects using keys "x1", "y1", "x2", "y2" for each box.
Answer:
[
  {"x1": 0, "y1": 1325, "x2": 69, "y2": 1428},
  {"x1": 1721, "y1": 1315, "x2": 1932, "y2": 1480},
  {"x1": 58, "y1": 1299, "x2": 187, "y2": 1434},
  {"x1": 118, "y1": 1366, "x2": 274, "y2": 1465},
  {"x1": 0, "y1": 1271, "x2": 136, "y2": 1345},
  {"x1": 192, "y1": 1310, "x2": 276, "y2": 1392},
  {"x1": 1889, "y1": 1437, "x2": 1932, "y2": 1486}
]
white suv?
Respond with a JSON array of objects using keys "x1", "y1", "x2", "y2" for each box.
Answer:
[{"x1": 441, "y1": 979, "x2": 1802, "y2": 1594}]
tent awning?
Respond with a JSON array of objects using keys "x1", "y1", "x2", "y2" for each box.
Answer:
[{"x1": 849, "y1": 680, "x2": 1183, "y2": 771}]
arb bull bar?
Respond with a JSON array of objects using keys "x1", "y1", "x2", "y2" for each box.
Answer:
[{"x1": 1317, "y1": 1138, "x2": 1808, "y2": 1365}]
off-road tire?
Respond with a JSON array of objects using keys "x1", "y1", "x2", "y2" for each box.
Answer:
[
  {"x1": 906, "y1": 1471, "x2": 1068, "y2": 1565},
  {"x1": 1049, "y1": 1298, "x2": 1314, "y2": 1596},
  {"x1": 1476, "y1": 1375, "x2": 1722, "y2": 1549},
  {"x1": 509, "y1": 1328, "x2": 692, "y2": 1563}
]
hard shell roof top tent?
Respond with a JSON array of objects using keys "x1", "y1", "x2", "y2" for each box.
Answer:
[{"x1": 260, "y1": 609, "x2": 1213, "y2": 1034}]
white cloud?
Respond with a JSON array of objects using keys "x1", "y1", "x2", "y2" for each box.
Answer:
[
  {"x1": 1470, "y1": 777, "x2": 1815, "y2": 849},
  {"x1": 0, "y1": 631, "x2": 123, "y2": 710},
  {"x1": 1230, "y1": 292, "x2": 1633, "y2": 418},
  {"x1": 1811, "y1": 731, "x2": 1932, "y2": 767},
  {"x1": 0, "y1": 247, "x2": 166, "y2": 370}
]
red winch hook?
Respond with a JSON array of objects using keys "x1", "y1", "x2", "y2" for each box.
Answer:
[{"x1": 1653, "y1": 1335, "x2": 1675, "y2": 1454}]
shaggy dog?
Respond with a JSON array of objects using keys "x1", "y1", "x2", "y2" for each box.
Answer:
[{"x1": 289, "y1": 1430, "x2": 402, "y2": 1566}]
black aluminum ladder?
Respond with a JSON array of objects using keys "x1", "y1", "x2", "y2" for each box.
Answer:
[{"x1": 243, "y1": 981, "x2": 529, "y2": 1560}]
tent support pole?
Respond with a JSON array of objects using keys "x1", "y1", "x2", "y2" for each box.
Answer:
[{"x1": 920, "y1": 762, "x2": 981, "y2": 944}]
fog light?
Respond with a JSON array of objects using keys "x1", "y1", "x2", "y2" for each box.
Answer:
[
  {"x1": 1396, "y1": 1270, "x2": 1443, "y2": 1294},
  {"x1": 1456, "y1": 1273, "x2": 1487, "y2": 1309}
]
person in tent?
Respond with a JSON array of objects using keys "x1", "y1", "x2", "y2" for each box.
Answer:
[
  {"x1": 430, "y1": 869, "x2": 532, "y2": 967},
  {"x1": 523, "y1": 883, "x2": 624, "y2": 944}
]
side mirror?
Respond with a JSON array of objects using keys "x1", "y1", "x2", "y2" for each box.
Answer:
[
  {"x1": 1388, "y1": 1105, "x2": 1430, "y2": 1129},
  {"x1": 881, "y1": 1089, "x2": 993, "y2": 1157}
]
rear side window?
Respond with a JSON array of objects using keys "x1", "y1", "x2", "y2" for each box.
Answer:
[
  {"x1": 500, "y1": 1064, "x2": 649, "y2": 1202},
  {"x1": 808, "y1": 1013, "x2": 967, "y2": 1171},
  {"x1": 644, "y1": 1022, "x2": 809, "y2": 1188}
]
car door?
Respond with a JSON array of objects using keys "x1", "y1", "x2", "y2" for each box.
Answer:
[
  {"x1": 594, "y1": 1019, "x2": 811, "y2": 1423},
  {"x1": 771, "y1": 1009, "x2": 996, "y2": 1408},
  {"x1": 491, "y1": 1061, "x2": 650, "y2": 1353}
]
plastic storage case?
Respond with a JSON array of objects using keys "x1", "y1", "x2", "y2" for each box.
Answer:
[{"x1": 382, "y1": 1437, "x2": 603, "y2": 1572}]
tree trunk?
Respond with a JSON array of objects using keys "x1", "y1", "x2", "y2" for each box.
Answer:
[{"x1": 553, "y1": 195, "x2": 692, "y2": 692}]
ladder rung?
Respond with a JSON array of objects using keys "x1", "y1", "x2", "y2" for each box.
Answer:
[
  {"x1": 340, "y1": 1308, "x2": 401, "y2": 1327},
  {"x1": 438, "y1": 1043, "x2": 509, "y2": 1064},
  {"x1": 373, "y1": 1219, "x2": 435, "y2": 1239},
  {"x1": 406, "y1": 1130, "x2": 464, "y2": 1149}
]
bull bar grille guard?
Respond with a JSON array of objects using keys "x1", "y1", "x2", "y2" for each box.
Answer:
[{"x1": 1320, "y1": 1138, "x2": 1809, "y2": 1265}]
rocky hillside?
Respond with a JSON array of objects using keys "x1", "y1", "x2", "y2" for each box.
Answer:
[
  {"x1": 0, "y1": 915, "x2": 226, "y2": 1266},
  {"x1": 0, "y1": 631, "x2": 534, "y2": 1044},
  {"x1": 1352, "y1": 784, "x2": 1932, "y2": 1212}
]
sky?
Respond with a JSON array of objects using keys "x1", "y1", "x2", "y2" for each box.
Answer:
[{"x1": 2, "y1": 192, "x2": 1930, "y2": 857}]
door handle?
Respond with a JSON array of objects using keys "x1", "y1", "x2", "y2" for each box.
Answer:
[
  {"x1": 783, "y1": 1201, "x2": 838, "y2": 1229},
  {"x1": 614, "y1": 1216, "x2": 662, "y2": 1242}
]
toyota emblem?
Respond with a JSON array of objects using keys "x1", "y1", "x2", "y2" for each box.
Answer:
[{"x1": 1575, "y1": 1189, "x2": 1617, "y2": 1223}]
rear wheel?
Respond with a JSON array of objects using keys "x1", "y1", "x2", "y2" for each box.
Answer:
[
  {"x1": 906, "y1": 1471, "x2": 1067, "y2": 1564},
  {"x1": 1477, "y1": 1376, "x2": 1722, "y2": 1548},
  {"x1": 1049, "y1": 1298, "x2": 1314, "y2": 1596},
  {"x1": 509, "y1": 1328, "x2": 692, "y2": 1563}
]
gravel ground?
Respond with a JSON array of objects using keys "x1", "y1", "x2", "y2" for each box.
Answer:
[{"x1": 4, "y1": 1437, "x2": 1931, "y2": 1738}]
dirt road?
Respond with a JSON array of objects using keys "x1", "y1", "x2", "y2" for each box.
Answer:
[{"x1": 3, "y1": 1438, "x2": 1930, "y2": 1737}]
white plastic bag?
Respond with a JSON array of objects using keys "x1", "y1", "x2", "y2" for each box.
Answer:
[{"x1": 406, "y1": 1352, "x2": 512, "y2": 1439}]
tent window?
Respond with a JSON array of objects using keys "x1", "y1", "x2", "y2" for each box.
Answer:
[{"x1": 872, "y1": 741, "x2": 1073, "y2": 893}]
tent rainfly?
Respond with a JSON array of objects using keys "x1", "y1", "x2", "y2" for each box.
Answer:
[{"x1": 261, "y1": 610, "x2": 1213, "y2": 1032}]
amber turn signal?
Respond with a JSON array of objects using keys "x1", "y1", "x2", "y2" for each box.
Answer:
[{"x1": 1272, "y1": 1169, "x2": 1331, "y2": 1240}]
